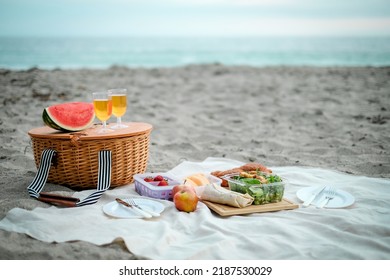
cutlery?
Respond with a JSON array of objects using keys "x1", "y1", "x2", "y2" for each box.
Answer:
[
  {"x1": 128, "y1": 198, "x2": 161, "y2": 217},
  {"x1": 115, "y1": 198, "x2": 152, "y2": 218},
  {"x1": 302, "y1": 186, "x2": 326, "y2": 207},
  {"x1": 38, "y1": 192, "x2": 80, "y2": 207},
  {"x1": 317, "y1": 187, "x2": 337, "y2": 208}
]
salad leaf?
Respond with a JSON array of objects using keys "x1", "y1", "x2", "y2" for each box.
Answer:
[
  {"x1": 240, "y1": 178, "x2": 261, "y2": 185},
  {"x1": 267, "y1": 174, "x2": 282, "y2": 183}
]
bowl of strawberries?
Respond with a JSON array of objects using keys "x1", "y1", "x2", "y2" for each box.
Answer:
[{"x1": 133, "y1": 173, "x2": 181, "y2": 200}]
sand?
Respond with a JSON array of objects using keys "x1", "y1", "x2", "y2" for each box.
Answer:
[{"x1": 0, "y1": 65, "x2": 389, "y2": 259}]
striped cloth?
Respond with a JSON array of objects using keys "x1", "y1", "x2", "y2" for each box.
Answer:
[{"x1": 27, "y1": 149, "x2": 112, "y2": 207}]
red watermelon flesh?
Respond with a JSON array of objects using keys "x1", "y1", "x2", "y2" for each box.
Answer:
[{"x1": 42, "y1": 102, "x2": 95, "y2": 132}]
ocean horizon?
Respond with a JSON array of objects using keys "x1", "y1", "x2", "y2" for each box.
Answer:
[{"x1": 1, "y1": 36, "x2": 390, "y2": 70}]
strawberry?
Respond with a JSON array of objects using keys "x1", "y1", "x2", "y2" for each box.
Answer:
[
  {"x1": 153, "y1": 175, "x2": 165, "y2": 181},
  {"x1": 144, "y1": 177, "x2": 154, "y2": 182},
  {"x1": 158, "y1": 180, "x2": 169, "y2": 186}
]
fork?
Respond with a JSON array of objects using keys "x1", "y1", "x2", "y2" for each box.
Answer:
[
  {"x1": 116, "y1": 198, "x2": 152, "y2": 218},
  {"x1": 128, "y1": 198, "x2": 160, "y2": 217},
  {"x1": 317, "y1": 187, "x2": 337, "y2": 208}
]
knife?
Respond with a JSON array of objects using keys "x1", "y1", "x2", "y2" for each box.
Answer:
[
  {"x1": 302, "y1": 186, "x2": 326, "y2": 207},
  {"x1": 115, "y1": 198, "x2": 152, "y2": 218},
  {"x1": 133, "y1": 203, "x2": 161, "y2": 217}
]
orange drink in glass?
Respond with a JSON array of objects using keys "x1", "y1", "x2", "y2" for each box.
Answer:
[
  {"x1": 108, "y1": 88, "x2": 128, "y2": 129},
  {"x1": 92, "y1": 91, "x2": 113, "y2": 133}
]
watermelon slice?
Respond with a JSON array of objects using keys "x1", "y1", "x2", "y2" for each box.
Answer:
[{"x1": 42, "y1": 102, "x2": 95, "y2": 132}]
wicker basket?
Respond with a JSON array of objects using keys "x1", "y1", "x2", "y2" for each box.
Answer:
[{"x1": 28, "y1": 122, "x2": 152, "y2": 190}]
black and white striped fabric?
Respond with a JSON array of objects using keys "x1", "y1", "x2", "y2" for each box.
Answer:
[{"x1": 27, "y1": 149, "x2": 112, "y2": 207}]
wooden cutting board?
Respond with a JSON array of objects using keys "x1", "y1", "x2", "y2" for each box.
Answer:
[{"x1": 202, "y1": 198, "x2": 299, "y2": 217}]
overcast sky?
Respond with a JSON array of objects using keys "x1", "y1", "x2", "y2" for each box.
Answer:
[{"x1": 1, "y1": 0, "x2": 389, "y2": 37}]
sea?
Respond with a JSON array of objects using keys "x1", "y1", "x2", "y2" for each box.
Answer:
[{"x1": 1, "y1": 36, "x2": 390, "y2": 69}]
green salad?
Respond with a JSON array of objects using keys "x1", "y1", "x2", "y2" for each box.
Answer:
[{"x1": 227, "y1": 172, "x2": 284, "y2": 205}]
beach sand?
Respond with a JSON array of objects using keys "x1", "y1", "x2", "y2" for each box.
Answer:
[{"x1": 0, "y1": 65, "x2": 389, "y2": 259}]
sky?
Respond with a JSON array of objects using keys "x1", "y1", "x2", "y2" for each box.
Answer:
[{"x1": 0, "y1": 0, "x2": 389, "y2": 37}]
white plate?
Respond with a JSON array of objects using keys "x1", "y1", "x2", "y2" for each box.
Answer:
[
  {"x1": 103, "y1": 198, "x2": 165, "y2": 218},
  {"x1": 296, "y1": 187, "x2": 355, "y2": 208}
]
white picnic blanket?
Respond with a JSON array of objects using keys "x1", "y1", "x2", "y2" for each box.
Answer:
[{"x1": 1, "y1": 157, "x2": 389, "y2": 259}]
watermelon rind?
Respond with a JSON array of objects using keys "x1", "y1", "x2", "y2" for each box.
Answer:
[
  {"x1": 42, "y1": 102, "x2": 95, "y2": 132},
  {"x1": 42, "y1": 110, "x2": 63, "y2": 130}
]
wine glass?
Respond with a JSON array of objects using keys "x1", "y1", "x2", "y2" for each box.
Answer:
[
  {"x1": 92, "y1": 91, "x2": 114, "y2": 134},
  {"x1": 108, "y1": 88, "x2": 128, "y2": 129}
]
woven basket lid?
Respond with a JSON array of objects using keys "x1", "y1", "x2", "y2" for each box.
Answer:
[{"x1": 28, "y1": 122, "x2": 152, "y2": 140}]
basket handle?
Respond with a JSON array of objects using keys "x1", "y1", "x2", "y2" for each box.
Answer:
[{"x1": 27, "y1": 149, "x2": 112, "y2": 207}]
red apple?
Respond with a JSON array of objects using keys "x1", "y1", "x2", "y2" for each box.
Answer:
[
  {"x1": 173, "y1": 189, "x2": 199, "y2": 213},
  {"x1": 172, "y1": 184, "x2": 195, "y2": 197}
]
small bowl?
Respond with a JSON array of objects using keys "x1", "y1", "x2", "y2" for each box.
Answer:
[
  {"x1": 133, "y1": 173, "x2": 181, "y2": 200},
  {"x1": 222, "y1": 173, "x2": 285, "y2": 205}
]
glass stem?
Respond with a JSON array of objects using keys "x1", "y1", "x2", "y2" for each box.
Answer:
[
  {"x1": 117, "y1": 117, "x2": 122, "y2": 124},
  {"x1": 102, "y1": 121, "x2": 107, "y2": 129}
]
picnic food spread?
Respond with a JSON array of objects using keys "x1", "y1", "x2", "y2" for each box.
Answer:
[
  {"x1": 30, "y1": 100, "x2": 298, "y2": 216},
  {"x1": 134, "y1": 162, "x2": 287, "y2": 214}
]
